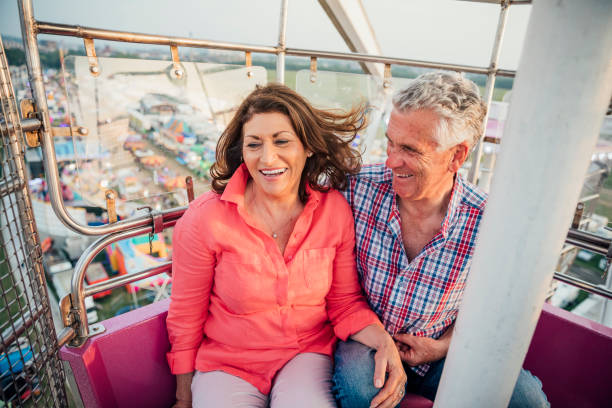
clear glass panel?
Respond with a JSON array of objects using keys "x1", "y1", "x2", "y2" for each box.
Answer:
[
  {"x1": 296, "y1": 70, "x2": 412, "y2": 164},
  {"x1": 62, "y1": 56, "x2": 266, "y2": 215}
]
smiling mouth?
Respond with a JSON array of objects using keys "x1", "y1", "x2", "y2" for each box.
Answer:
[
  {"x1": 260, "y1": 168, "x2": 288, "y2": 176},
  {"x1": 394, "y1": 173, "x2": 413, "y2": 179}
]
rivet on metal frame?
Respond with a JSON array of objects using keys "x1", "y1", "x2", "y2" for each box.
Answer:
[
  {"x1": 310, "y1": 57, "x2": 317, "y2": 83},
  {"x1": 170, "y1": 45, "x2": 183, "y2": 79},
  {"x1": 19, "y1": 99, "x2": 40, "y2": 147},
  {"x1": 83, "y1": 38, "x2": 100, "y2": 77},
  {"x1": 186, "y1": 176, "x2": 194, "y2": 203},
  {"x1": 245, "y1": 51, "x2": 253, "y2": 78},
  {"x1": 51, "y1": 126, "x2": 89, "y2": 137},
  {"x1": 383, "y1": 64, "x2": 392, "y2": 90},
  {"x1": 105, "y1": 190, "x2": 117, "y2": 224},
  {"x1": 88, "y1": 323, "x2": 106, "y2": 338}
]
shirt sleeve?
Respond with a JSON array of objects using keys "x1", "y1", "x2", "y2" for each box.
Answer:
[
  {"x1": 326, "y1": 199, "x2": 382, "y2": 341},
  {"x1": 166, "y1": 203, "x2": 215, "y2": 374}
]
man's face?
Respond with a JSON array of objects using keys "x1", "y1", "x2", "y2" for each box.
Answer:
[{"x1": 385, "y1": 108, "x2": 457, "y2": 202}]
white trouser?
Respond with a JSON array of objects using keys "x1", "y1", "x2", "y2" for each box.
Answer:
[{"x1": 191, "y1": 352, "x2": 337, "y2": 408}]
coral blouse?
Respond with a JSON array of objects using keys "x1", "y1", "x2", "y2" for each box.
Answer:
[{"x1": 166, "y1": 164, "x2": 380, "y2": 394}]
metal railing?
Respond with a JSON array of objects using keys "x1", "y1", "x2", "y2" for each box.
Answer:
[
  {"x1": 13, "y1": 0, "x2": 610, "y2": 351},
  {"x1": 0, "y1": 34, "x2": 68, "y2": 407}
]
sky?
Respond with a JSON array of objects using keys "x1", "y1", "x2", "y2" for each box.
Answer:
[{"x1": 0, "y1": 0, "x2": 532, "y2": 70}]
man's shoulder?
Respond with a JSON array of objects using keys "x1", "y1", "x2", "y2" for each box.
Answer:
[
  {"x1": 343, "y1": 164, "x2": 393, "y2": 205},
  {"x1": 457, "y1": 176, "x2": 488, "y2": 213},
  {"x1": 347, "y1": 163, "x2": 393, "y2": 186}
]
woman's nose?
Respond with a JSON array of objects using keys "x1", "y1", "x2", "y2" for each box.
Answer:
[{"x1": 261, "y1": 142, "x2": 277, "y2": 164}]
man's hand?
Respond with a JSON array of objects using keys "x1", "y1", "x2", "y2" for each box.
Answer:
[
  {"x1": 393, "y1": 334, "x2": 447, "y2": 366},
  {"x1": 394, "y1": 324, "x2": 454, "y2": 366}
]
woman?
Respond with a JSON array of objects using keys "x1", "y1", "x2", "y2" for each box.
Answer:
[{"x1": 166, "y1": 84, "x2": 406, "y2": 408}]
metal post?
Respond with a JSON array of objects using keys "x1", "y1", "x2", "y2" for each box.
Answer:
[
  {"x1": 276, "y1": 0, "x2": 289, "y2": 84},
  {"x1": 435, "y1": 1, "x2": 612, "y2": 407},
  {"x1": 467, "y1": 0, "x2": 509, "y2": 185}
]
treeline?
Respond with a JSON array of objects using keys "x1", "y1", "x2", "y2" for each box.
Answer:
[{"x1": 5, "y1": 48, "x2": 138, "y2": 69}]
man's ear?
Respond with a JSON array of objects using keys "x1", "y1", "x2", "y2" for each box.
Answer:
[{"x1": 449, "y1": 141, "x2": 470, "y2": 172}]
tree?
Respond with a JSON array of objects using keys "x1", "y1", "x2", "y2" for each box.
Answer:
[{"x1": 5, "y1": 48, "x2": 26, "y2": 66}]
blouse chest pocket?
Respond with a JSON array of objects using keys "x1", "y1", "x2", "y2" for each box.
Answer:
[
  {"x1": 214, "y1": 252, "x2": 273, "y2": 314},
  {"x1": 300, "y1": 248, "x2": 336, "y2": 296}
]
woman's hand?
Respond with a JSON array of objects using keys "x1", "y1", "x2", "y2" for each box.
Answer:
[
  {"x1": 351, "y1": 324, "x2": 407, "y2": 408},
  {"x1": 173, "y1": 372, "x2": 194, "y2": 408}
]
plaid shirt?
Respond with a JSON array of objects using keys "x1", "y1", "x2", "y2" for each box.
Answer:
[{"x1": 343, "y1": 164, "x2": 487, "y2": 375}]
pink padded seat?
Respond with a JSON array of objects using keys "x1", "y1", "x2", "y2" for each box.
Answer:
[{"x1": 60, "y1": 299, "x2": 612, "y2": 407}]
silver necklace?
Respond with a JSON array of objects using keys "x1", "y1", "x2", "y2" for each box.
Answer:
[{"x1": 247, "y1": 183, "x2": 294, "y2": 240}]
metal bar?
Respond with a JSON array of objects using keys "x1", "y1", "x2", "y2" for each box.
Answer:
[
  {"x1": 70, "y1": 219, "x2": 178, "y2": 346},
  {"x1": 553, "y1": 272, "x2": 612, "y2": 300},
  {"x1": 20, "y1": 3, "x2": 191, "y2": 236},
  {"x1": 578, "y1": 193, "x2": 600, "y2": 203},
  {"x1": 0, "y1": 179, "x2": 25, "y2": 196},
  {"x1": 276, "y1": 0, "x2": 289, "y2": 83},
  {"x1": 84, "y1": 262, "x2": 171, "y2": 297},
  {"x1": 436, "y1": 0, "x2": 612, "y2": 405},
  {"x1": 57, "y1": 327, "x2": 76, "y2": 348},
  {"x1": 0, "y1": 117, "x2": 42, "y2": 134},
  {"x1": 33, "y1": 20, "x2": 517, "y2": 78},
  {"x1": 468, "y1": 0, "x2": 510, "y2": 185},
  {"x1": 285, "y1": 48, "x2": 516, "y2": 76},
  {"x1": 566, "y1": 228, "x2": 610, "y2": 256},
  {"x1": 0, "y1": 307, "x2": 44, "y2": 354},
  {"x1": 36, "y1": 21, "x2": 279, "y2": 54}
]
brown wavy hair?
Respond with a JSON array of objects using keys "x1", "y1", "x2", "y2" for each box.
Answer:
[{"x1": 210, "y1": 83, "x2": 367, "y2": 203}]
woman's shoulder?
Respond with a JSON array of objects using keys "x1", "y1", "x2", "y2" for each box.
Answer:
[
  {"x1": 317, "y1": 188, "x2": 352, "y2": 214},
  {"x1": 179, "y1": 190, "x2": 223, "y2": 223}
]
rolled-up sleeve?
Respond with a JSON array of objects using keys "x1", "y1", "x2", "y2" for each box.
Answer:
[
  {"x1": 326, "y1": 202, "x2": 382, "y2": 341},
  {"x1": 166, "y1": 203, "x2": 215, "y2": 374}
]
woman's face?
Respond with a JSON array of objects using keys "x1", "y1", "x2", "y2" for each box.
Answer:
[{"x1": 242, "y1": 112, "x2": 309, "y2": 201}]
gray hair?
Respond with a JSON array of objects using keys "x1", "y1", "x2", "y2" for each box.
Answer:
[{"x1": 392, "y1": 71, "x2": 487, "y2": 151}]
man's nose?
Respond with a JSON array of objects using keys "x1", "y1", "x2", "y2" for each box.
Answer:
[{"x1": 386, "y1": 149, "x2": 402, "y2": 169}]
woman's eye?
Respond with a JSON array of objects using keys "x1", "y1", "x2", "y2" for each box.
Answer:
[
  {"x1": 275, "y1": 139, "x2": 289, "y2": 145},
  {"x1": 246, "y1": 143, "x2": 261, "y2": 148}
]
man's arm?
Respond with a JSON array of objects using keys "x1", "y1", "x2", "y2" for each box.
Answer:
[{"x1": 393, "y1": 323, "x2": 454, "y2": 366}]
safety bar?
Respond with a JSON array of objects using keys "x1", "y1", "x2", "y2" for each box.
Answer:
[
  {"x1": 34, "y1": 21, "x2": 516, "y2": 78},
  {"x1": 67, "y1": 218, "x2": 178, "y2": 347},
  {"x1": 83, "y1": 262, "x2": 171, "y2": 298},
  {"x1": 553, "y1": 272, "x2": 612, "y2": 301}
]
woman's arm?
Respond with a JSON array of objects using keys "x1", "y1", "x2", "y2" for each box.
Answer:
[
  {"x1": 351, "y1": 324, "x2": 407, "y2": 408},
  {"x1": 166, "y1": 202, "x2": 216, "y2": 405},
  {"x1": 173, "y1": 372, "x2": 194, "y2": 408},
  {"x1": 325, "y1": 199, "x2": 407, "y2": 408}
]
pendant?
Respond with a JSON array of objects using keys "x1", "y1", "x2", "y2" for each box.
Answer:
[{"x1": 272, "y1": 232, "x2": 278, "y2": 239}]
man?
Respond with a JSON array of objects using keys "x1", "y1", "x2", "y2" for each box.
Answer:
[{"x1": 333, "y1": 72, "x2": 549, "y2": 407}]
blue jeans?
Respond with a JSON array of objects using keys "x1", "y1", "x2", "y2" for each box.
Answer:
[{"x1": 332, "y1": 340, "x2": 550, "y2": 408}]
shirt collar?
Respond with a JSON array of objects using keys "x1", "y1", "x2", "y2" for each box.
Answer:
[{"x1": 220, "y1": 163, "x2": 322, "y2": 209}]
